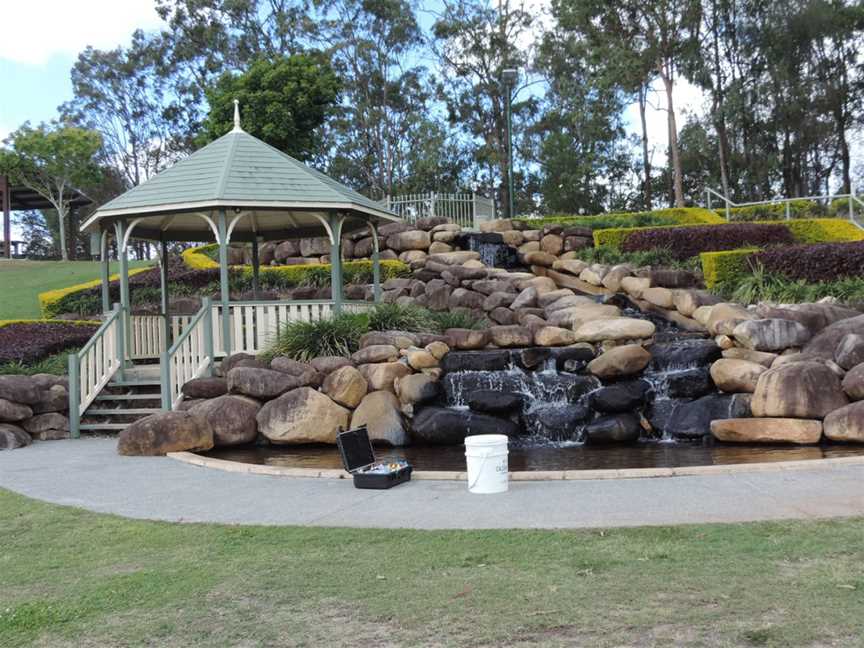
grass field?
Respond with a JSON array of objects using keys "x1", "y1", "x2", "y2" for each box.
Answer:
[
  {"x1": 0, "y1": 259, "x2": 152, "y2": 319},
  {"x1": 1, "y1": 488, "x2": 862, "y2": 647}
]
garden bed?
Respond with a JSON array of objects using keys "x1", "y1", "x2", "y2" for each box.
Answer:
[{"x1": 0, "y1": 320, "x2": 98, "y2": 366}]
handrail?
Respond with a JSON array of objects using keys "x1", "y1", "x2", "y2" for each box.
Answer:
[
  {"x1": 68, "y1": 303, "x2": 124, "y2": 438},
  {"x1": 161, "y1": 297, "x2": 214, "y2": 410},
  {"x1": 704, "y1": 188, "x2": 863, "y2": 228}
]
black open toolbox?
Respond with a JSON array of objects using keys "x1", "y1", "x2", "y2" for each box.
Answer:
[{"x1": 336, "y1": 426, "x2": 413, "y2": 489}]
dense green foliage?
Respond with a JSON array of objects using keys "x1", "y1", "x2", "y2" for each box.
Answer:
[
  {"x1": 0, "y1": 349, "x2": 76, "y2": 376},
  {"x1": 716, "y1": 264, "x2": 864, "y2": 305},
  {"x1": 267, "y1": 304, "x2": 485, "y2": 360},
  {"x1": 572, "y1": 246, "x2": 701, "y2": 271}
]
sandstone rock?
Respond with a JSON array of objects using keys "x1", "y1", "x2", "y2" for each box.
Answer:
[
  {"x1": 257, "y1": 388, "x2": 350, "y2": 444},
  {"x1": 543, "y1": 294, "x2": 596, "y2": 313},
  {"x1": 219, "y1": 352, "x2": 267, "y2": 376},
  {"x1": 523, "y1": 251, "x2": 556, "y2": 267},
  {"x1": 310, "y1": 356, "x2": 353, "y2": 374},
  {"x1": 191, "y1": 395, "x2": 259, "y2": 446},
  {"x1": 31, "y1": 385, "x2": 68, "y2": 414},
  {"x1": 835, "y1": 333, "x2": 864, "y2": 370},
  {"x1": 358, "y1": 362, "x2": 413, "y2": 393},
  {"x1": 428, "y1": 241, "x2": 453, "y2": 254},
  {"x1": 227, "y1": 367, "x2": 304, "y2": 400},
  {"x1": 500, "y1": 230, "x2": 524, "y2": 246},
  {"x1": 751, "y1": 361, "x2": 849, "y2": 418},
  {"x1": 732, "y1": 318, "x2": 811, "y2": 352},
  {"x1": 483, "y1": 292, "x2": 514, "y2": 311},
  {"x1": 445, "y1": 328, "x2": 489, "y2": 350},
  {"x1": 30, "y1": 374, "x2": 67, "y2": 390},
  {"x1": 590, "y1": 380, "x2": 649, "y2": 414},
  {"x1": 479, "y1": 219, "x2": 514, "y2": 233},
  {"x1": 585, "y1": 414, "x2": 640, "y2": 444},
  {"x1": 117, "y1": 411, "x2": 213, "y2": 456},
  {"x1": 517, "y1": 276, "x2": 559, "y2": 295},
  {"x1": 666, "y1": 367, "x2": 714, "y2": 399},
  {"x1": 664, "y1": 393, "x2": 752, "y2": 439},
  {"x1": 540, "y1": 233, "x2": 564, "y2": 256},
  {"x1": 579, "y1": 266, "x2": 606, "y2": 286},
  {"x1": 548, "y1": 304, "x2": 620, "y2": 329},
  {"x1": 448, "y1": 288, "x2": 486, "y2": 310},
  {"x1": 427, "y1": 251, "x2": 481, "y2": 265},
  {"x1": 0, "y1": 398, "x2": 33, "y2": 422},
  {"x1": 721, "y1": 348, "x2": 777, "y2": 367},
  {"x1": 842, "y1": 363, "x2": 864, "y2": 400},
  {"x1": 322, "y1": 366, "x2": 368, "y2": 408},
  {"x1": 359, "y1": 331, "x2": 420, "y2": 349},
  {"x1": 536, "y1": 289, "x2": 574, "y2": 308},
  {"x1": 0, "y1": 375, "x2": 39, "y2": 405},
  {"x1": 620, "y1": 276, "x2": 651, "y2": 298},
  {"x1": 0, "y1": 423, "x2": 31, "y2": 450},
  {"x1": 181, "y1": 377, "x2": 228, "y2": 400},
  {"x1": 715, "y1": 335, "x2": 735, "y2": 350},
  {"x1": 552, "y1": 259, "x2": 589, "y2": 276},
  {"x1": 351, "y1": 391, "x2": 407, "y2": 446},
  {"x1": 534, "y1": 326, "x2": 576, "y2": 347},
  {"x1": 673, "y1": 290, "x2": 723, "y2": 317},
  {"x1": 425, "y1": 341, "x2": 450, "y2": 360},
  {"x1": 411, "y1": 406, "x2": 519, "y2": 444},
  {"x1": 489, "y1": 325, "x2": 534, "y2": 348},
  {"x1": 467, "y1": 390, "x2": 523, "y2": 415},
  {"x1": 442, "y1": 350, "x2": 512, "y2": 372},
  {"x1": 351, "y1": 344, "x2": 399, "y2": 364},
  {"x1": 823, "y1": 401, "x2": 864, "y2": 443},
  {"x1": 518, "y1": 241, "x2": 540, "y2": 256},
  {"x1": 274, "y1": 239, "x2": 300, "y2": 260},
  {"x1": 649, "y1": 339, "x2": 721, "y2": 370},
  {"x1": 692, "y1": 305, "x2": 715, "y2": 327},
  {"x1": 510, "y1": 287, "x2": 538, "y2": 310},
  {"x1": 706, "y1": 303, "x2": 756, "y2": 336},
  {"x1": 432, "y1": 230, "x2": 458, "y2": 243},
  {"x1": 574, "y1": 317, "x2": 656, "y2": 343},
  {"x1": 710, "y1": 359, "x2": 767, "y2": 393},
  {"x1": 22, "y1": 412, "x2": 69, "y2": 438},
  {"x1": 601, "y1": 265, "x2": 633, "y2": 292},
  {"x1": 711, "y1": 418, "x2": 822, "y2": 444},
  {"x1": 587, "y1": 345, "x2": 651, "y2": 379},
  {"x1": 404, "y1": 348, "x2": 438, "y2": 370},
  {"x1": 641, "y1": 287, "x2": 675, "y2": 309},
  {"x1": 395, "y1": 373, "x2": 440, "y2": 406}
]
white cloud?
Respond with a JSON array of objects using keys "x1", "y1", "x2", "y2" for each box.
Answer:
[{"x1": 0, "y1": 0, "x2": 164, "y2": 65}]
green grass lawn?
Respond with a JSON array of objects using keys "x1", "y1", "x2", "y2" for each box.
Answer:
[
  {"x1": 1, "y1": 489, "x2": 862, "y2": 647},
  {"x1": 0, "y1": 259, "x2": 153, "y2": 320}
]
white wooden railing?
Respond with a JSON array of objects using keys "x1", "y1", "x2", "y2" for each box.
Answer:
[
  {"x1": 128, "y1": 315, "x2": 194, "y2": 359},
  {"x1": 212, "y1": 300, "x2": 372, "y2": 356},
  {"x1": 68, "y1": 304, "x2": 124, "y2": 438},
  {"x1": 161, "y1": 298, "x2": 214, "y2": 410},
  {"x1": 385, "y1": 192, "x2": 496, "y2": 230}
]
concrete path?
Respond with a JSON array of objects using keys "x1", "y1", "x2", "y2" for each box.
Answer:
[{"x1": 1, "y1": 438, "x2": 863, "y2": 529}]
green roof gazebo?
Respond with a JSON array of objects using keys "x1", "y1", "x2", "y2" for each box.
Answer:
[{"x1": 72, "y1": 103, "x2": 400, "y2": 434}]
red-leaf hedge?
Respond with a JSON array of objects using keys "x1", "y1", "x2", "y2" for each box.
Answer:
[
  {"x1": 749, "y1": 241, "x2": 864, "y2": 283},
  {"x1": 621, "y1": 223, "x2": 796, "y2": 260},
  {"x1": 0, "y1": 322, "x2": 98, "y2": 364}
]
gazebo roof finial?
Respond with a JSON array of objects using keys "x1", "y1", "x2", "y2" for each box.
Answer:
[{"x1": 232, "y1": 99, "x2": 244, "y2": 133}]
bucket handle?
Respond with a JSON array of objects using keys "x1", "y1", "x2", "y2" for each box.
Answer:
[{"x1": 467, "y1": 451, "x2": 506, "y2": 491}]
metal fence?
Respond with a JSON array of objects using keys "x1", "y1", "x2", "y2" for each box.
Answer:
[
  {"x1": 384, "y1": 192, "x2": 496, "y2": 230},
  {"x1": 704, "y1": 188, "x2": 864, "y2": 228}
]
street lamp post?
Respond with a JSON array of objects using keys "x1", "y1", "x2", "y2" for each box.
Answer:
[{"x1": 502, "y1": 68, "x2": 518, "y2": 220}]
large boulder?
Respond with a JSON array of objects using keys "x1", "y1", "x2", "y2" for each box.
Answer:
[
  {"x1": 411, "y1": 406, "x2": 519, "y2": 444},
  {"x1": 843, "y1": 363, "x2": 864, "y2": 400},
  {"x1": 445, "y1": 328, "x2": 489, "y2": 350},
  {"x1": 256, "y1": 388, "x2": 350, "y2": 444},
  {"x1": 467, "y1": 390, "x2": 523, "y2": 415},
  {"x1": 585, "y1": 414, "x2": 641, "y2": 444},
  {"x1": 322, "y1": 365, "x2": 368, "y2": 408},
  {"x1": 489, "y1": 325, "x2": 534, "y2": 348},
  {"x1": 666, "y1": 367, "x2": 714, "y2": 399},
  {"x1": 0, "y1": 375, "x2": 39, "y2": 405},
  {"x1": 665, "y1": 393, "x2": 752, "y2": 439},
  {"x1": 530, "y1": 403, "x2": 591, "y2": 438},
  {"x1": 823, "y1": 401, "x2": 864, "y2": 443},
  {"x1": 351, "y1": 391, "x2": 407, "y2": 446},
  {"x1": 835, "y1": 334, "x2": 864, "y2": 370},
  {"x1": 801, "y1": 314, "x2": 864, "y2": 360},
  {"x1": 710, "y1": 359, "x2": 767, "y2": 393},
  {"x1": 534, "y1": 326, "x2": 576, "y2": 347},
  {"x1": 650, "y1": 340, "x2": 721, "y2": 371},
  {"x1": 706, "y1": 303, "x2": 756, "y2": 336},
  {"x1": 441, "y1": 349, "x2": 511, "y2": 373},
  {"x1": 351, "y1": 344, "x2": 400, "y2": 365},
  {"x1": 22, "y1": 413, "x2": 69, "y2": 440},
  {"x1": 191, "y1": 395, "x2": 259, "y2": 446},
  {"x1": 673, "y1": 290, "x2": 722, "y2": 317},
  {"x1": 31, "y1": 385, "x2": 69, "y2": 414},
  {"x1": 269, "y1": 357, "x2": 322, "y2": 386},
  {"x1": 395, "y1": 373, "x2": 440, "y2": 406},
  {"x1": 721, "y1": 347, "x2": 777, "y2": 368},
  {"x1": 750, "y1": 361, "x2": 849, "y2": 419},
  {"x1": 587, "y1": 345, "x2": 651, "y2": 379},
  {"x1": 0, "y1": 398, "x2": 33, "y2": 422},
  {"x1": 181, "y1": 377, "x2": 228, "y2": 400},
  {"x1": 590, "y1": 380, "x2": 649, "y2": 414},
  {"x1": 219, "y1": 352, "x2": 267, "y2": 376},
  {"x1": 710, "y1": 418, "x2": 822, "y2": 444},
  {"x1": 359, "y1": 331, "x2": 421, "y2": 350},
  {"x1": 357, "y1": 362, "x2": 413, "y2": 392},
  {"x1": 227, "y1": 367, "x2": 304, "y2": 400},
  {"x1": 117, "y1": 411, "x2": 213, "y2": 456},
  {"x1": 387, "y1": 230, "x2": 431, "y2": 252},
  {"x1": 732, "y1": 318, "x2": 811, "y2": 352},
  {"x1": 0, "y1": 423, "x2": 31, "y2": 450},
  {"x1": 310, "y1": 356, "x2": 353, "y2": 375},
  {"x1": 574, "y1": 318, "x2": 656, "y2": 343}
]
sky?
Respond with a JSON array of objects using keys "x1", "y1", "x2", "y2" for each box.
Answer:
[{"x1": 0, "y1": 0, "x2": 702, "y2": 182}]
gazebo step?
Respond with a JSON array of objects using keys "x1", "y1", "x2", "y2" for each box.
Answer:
[
  {"x1": 79, "y1": 423, "x2": 130, "y2": 432},
  {"x1": 95, "y1": 393, "x2": 161, "y2": 401},
  {"x1": 86, "y1": 408, "x2": 161, "y2": 416},
  {"x1": 109, "y1": 379, "x2": 162, "y2": 388}
]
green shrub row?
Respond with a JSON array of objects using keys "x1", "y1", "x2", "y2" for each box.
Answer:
[
  {"x1": 713, "y1": 264, "x2": 864, "y2": 305},
  {"x1": 517, "y1": 207, "x2": 724, "y2": 232},
  {"x1": 720, "y1": 197, "x2": 862, "y2": 222}
]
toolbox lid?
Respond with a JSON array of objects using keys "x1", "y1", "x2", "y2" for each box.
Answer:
[{"x1": 336, "y1": 426, "x2": 376, "y2": 473}]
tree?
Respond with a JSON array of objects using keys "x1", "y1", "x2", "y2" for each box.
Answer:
[
  {"x1": 432, "y1": 0, "x2": 537, "y2": 217},
  {"x1": 198, "y1": 54, "x2": 340, "y2": 159},
  {"x1": 0, "y1": 124, "x2": 101, "y2": 261}
]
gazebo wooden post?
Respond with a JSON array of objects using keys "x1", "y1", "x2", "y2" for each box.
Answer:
[
  {"x1": 2, "y1": 175, "x2": 11, "y2": 259},
  {"x1": 113, "y1": 220, "x2": 130, "y2": 373},
  {"x1": 99, "y1": 230, "x2": 110, "y2": 314},
  {"x1": 329, "y1": 214, "x2": 344, "y2": 314},
  {"x1": 370, "y1": 223, "x2": 382, "y2": 303},
  {"x1": 159, "y1": 238, "x2": 171, "y2": 347},
  {"x1": 251, "y1": 236, "x2": 260, "y2": 299},
  {"x1": 217, "y1": 209, "x2": 232, "y2": 356}
]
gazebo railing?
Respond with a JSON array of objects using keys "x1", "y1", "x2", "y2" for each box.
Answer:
[
  {"x1": 161, "y1": 298, "x2": 214, "y2": 410},
  {"x1": 129, "y1": 315, "x2": 194, "y2": 359}
]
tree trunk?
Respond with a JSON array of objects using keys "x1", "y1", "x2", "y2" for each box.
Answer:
[
  {"x1": 638, "y1": 84, "x2": 652, "y2": 210},
  {"x1": 661, "y1": 71, "x2": 685, "y2": 207},
  {"x1": 56, "y1": 206, "x2": 68, "y2": 261}
]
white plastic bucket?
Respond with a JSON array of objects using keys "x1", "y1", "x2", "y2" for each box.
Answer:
[{"x1": 465, "y1": 434, "x2": 509, "y2": 494}]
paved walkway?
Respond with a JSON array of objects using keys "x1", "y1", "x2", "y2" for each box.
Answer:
[{"x1": 1, "y1": 438, "x2": 863, "y2": 529}]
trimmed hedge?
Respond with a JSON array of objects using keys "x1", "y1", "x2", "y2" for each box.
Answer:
[
  {"x1": 751, "y1": 241, "x2": 864, "y2": 283},
  {"x1": 38, "y1": 267, "x2": 152, "y2": 318},
  {"x1": 620, "y1": 223, "x2": 794, "y2": 260},
  {"x1": 721, "y1": 199, "x2": 828, "y2": 221},
  {"x1": 699, "y1": 249, "x2": 758, "y2": 288},
  {"x1": 520, "y1": 207, "x2": 723, "y2": 232},
  {"x1": 595, "y1": 217, "x2": 864, "y2": 252}
]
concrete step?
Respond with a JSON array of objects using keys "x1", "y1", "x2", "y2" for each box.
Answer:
[
  {"x1": 85, "y1": 408, "x2": 161, "y2": 417},
  {"x1": 108, "y1": 379, "x2": 161, "y2": 388},
  {"x1": 95, "y1": 393, "x2": 160, "y2": 401},
  {"x1": 79, "y1": 423, "x2": 129, "y2": 431}
]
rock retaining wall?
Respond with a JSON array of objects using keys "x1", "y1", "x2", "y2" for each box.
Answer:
[{"x1": 0, "y1": 375, "x2": 70, "y2": 450}]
